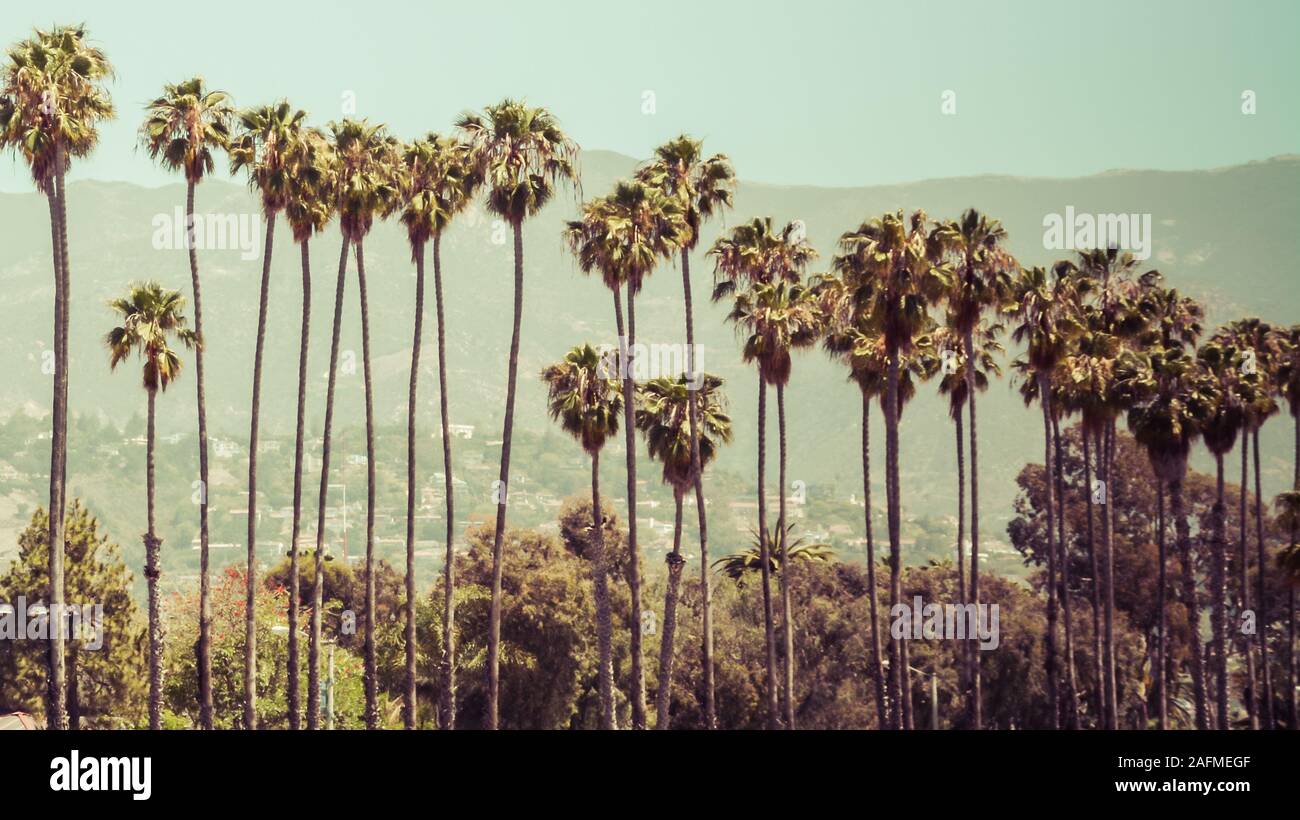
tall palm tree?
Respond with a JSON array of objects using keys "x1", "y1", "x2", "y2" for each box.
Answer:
[
  {"x1": 228, "y1": 100, "x2": 303, "y2": 731},
  {"x1": 2, "y1": 26, "x2": 114, "y2": 730},
  {"x1": 830, "y1": 211, "x2": 947, "y2": 729},
  {"x1": 335, "y1": 118, "x2": 398, "y2": 730},
  {"x1": 104, "y1": 282, "x2": 196, "y2": 730},
  {"x1": 1273, "y1": 324, "x2": 1300, "y2": 727},
  {"x1": 724, "y1": 275, "x2": 820, "y2": 728},
  {"x1": 1134, "y1": 280, "x2": 1204, "y2": 730},
  {"x1": 931, "y1": 209, "x2": 1014, "y2": 727},
  {"x1": 1216, "y1": 317, "x2": 1280, "y2": 728},
  {"x1": 1070, "y1": 247, "x2": 1147, "y2": 729},
  {"x1": 396, "y1": 133, "x2": 480, "y2": 729},
  {"x1": 636, "y1": 136, "x2": 735, "y2": 727},
  {"x1": 139, "y1": 76, "x2": 230, "y2": 731},
  {"x1": 281, "y1": 126, "x2": 335, "y2": 730},
  {"x1": 812, "y1": 271, "x2": 931, "y2": 727},
  {"x1": 1199, "y1": 338, "x2": 1248, "y2": 729},
  {"x1": 541, "y1": 343, "x2": 625, "y2": 729},
  {"x1": 1119, "y1": 343, "x2": 1216, "y2": 730},
  {"x1": 1007, "y1": 265, "x2": 1078, "y2": 728},
  {"x1": 935, "y1": 319, "x2": 1004, "y2": 707},
  {"x1": 709, "y1": 217, "x2": 816, "y2": 728},
  {"x1": 635, "y1": 373, "x2": 732, "y2": 729},
  {"x1": 565, "y1": 179, "x2": 681, "y2": 729},
  {"x1": 458, "y1": 100, "x2": 579, "y2": 730}
]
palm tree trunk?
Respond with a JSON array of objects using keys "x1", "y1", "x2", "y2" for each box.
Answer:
[
  {"x1": 1157, "y1": 483, "x2": 1168, "y2": 729},
  {"x1": 1212, "y1": 453, "x2": 1229, "y2": 729},
  {"x1": 243, "y1": 211, "x2": 276, "y2": 731},
  {"x1": 954, "y1": 409, "x2": 972, "y2": 710},
  {"x1": 1040, "y1": 382, "x2": 1059, "y2": 729},
  {"x1": 885, "y1": 347, "x2": 905, "y2": 730},
  {"x1": 1083, "y1": 431, "x2": 1104, "y2": 726},
  {"x1": 1254, "y1": 429, "x2": 1274, "y2": 728},
  {"x1": 612, "y1": 284, "x2": 647, "y2": 729},
  {"x1": 956, "y1": 414, "x2": 966, "y2": 605},
  {"x1": 44, "y1": 180, "x2": 67, "y2": 730},
  {"x1": 680, "y1": 248, "x2": 715, "y2": 729},
  {"x1": 1292, "y1": 414, "x2": 1299, "y2": 729},
  {"x1": 1101, "y1": 426, "x2": 1118, "y2": 729},
  {"x1": 66, "y1": 647, "x2": 80, "y2": 731},
  {"x1": 486, "y1": 220, "x2": 525, "y2": 730},
  {"x1": 756, "y1": 377, "x2": 779, "y2": 729},
  {"x1": 432, "y1": 234, "x2": 457, "y2": 730},
  {"x1": 655, "y1": 488, "x2": 687, "y2": 729},
  {"x1": 1173, "y1": 476, "x2": 1209, "y2": 729},
  {"x1": 777, "y1": 382, "x2": 795, "y2": 729},
  {"x1": 1053, "y1": 417, "x2": 1079, "y2": 727},
  {"x1": 964, "y1": 327, "x2": 982, "y2": 730},
  {"x1": 355, "y1": 240, "x2": 379, "y2": 731},
  {"x1": 591, "y1": 450, "x2": 616, "y2": 729},
  {"x1": 402, "y1": 239, "x2": 427, "y2": 730},
  {"x1": 288, "y1": 239, "x2": 312, "y2": 731},
  {"x1": 862, "y1": 392, "x2": 888, "y2": 728},
  {"x1": 1240, "y1": 438, "x2": 1259, "y2": 729},
  {"x1": 185, "y1": 179, "x2": 215, "y2": 732},
  {"x1": 145, "y1": 387, "x2": 163, "y2": 730},
  {"x1": 309, "y1": 236, "x2": 350, "y2": 730}
]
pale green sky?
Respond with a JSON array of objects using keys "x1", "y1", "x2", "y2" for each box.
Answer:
[{"x1": 2, "y1": 0, "x2": 1296, "y2": 190}]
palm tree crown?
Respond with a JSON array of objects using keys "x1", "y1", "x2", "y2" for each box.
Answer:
[
  {"x1": 541, "y1": 343, "x2": 624, "y2": 456},
  {"x1": 140, "y1": 77, "x2": 232, "y2": 184},
  {"x1": 105, "y1": 281, "x2": 196, "y2": 390},
  {"x1": 456, "y1": 99, "x2": 578, "y2": 225},
  {"x1": 635, "y1": 374, "x2": 732, "y2": 490}
]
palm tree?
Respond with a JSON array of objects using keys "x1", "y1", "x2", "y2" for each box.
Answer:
[
  {"x1": 228, "y1": 100, "x2": 303, "y2": 731},
  {"x1": 931, "y1": 209, "x2": 1014, "y2": 727},
  {"x1": 336, "y1": 118, "x2": 398, "y2": 730},
  {"x1": 724, "y1": 274, "x2": 820, "y2": 728},
  {"x1": 1071, "y1": 247, "x2": 1147, "y2": 729},
  {"x1": 458, "y1": 100, "x2": 579, "y2": 730},
  {"x1": 1273, "y1": 324, "x2": 1300, "y2": 727},
  {"x1": 1, "y1": 26, "x2": 114, "y2": 730},
  {"x1": 934, "y1": 319, "x2": 1005, "y2": 708},
  {"x1": 1119, "y1": 343, "x2": 1216, "y2": 730},
  {"x1": 565, "y1": 179, "x2": 680, "y2": 729},
  {"x1": 396, "y1": 133, "x2": 480, "y2": 729},
  {"x1": 1199, "y1": 338, "x2": 1248, "y2": 729},
  {"x1": 635, "y1": 374, "x2": 732, "y2": 729},
  {"x1": 139, "y1": 76, "x2": 230, "y2": 731},
  {"x1": 812, "y1": 270, "x2": 933, "y2": 728},
  {"x1": 830, "y1": 211, "x2": 947, "y2": 729},
  {"x1": 714, "y1": 524, "x2": 834, "y2": 584},
  {"x1": 1136, "y1": 281, "x2": 1204, "y2": 730},
  {"x1": 1007, "y1": 265, "x2": 1077, "y2": 728},
  {"x1": 636, "y1": 135, "x2": 735, "y2": 728},
  {"x1": 1216, "y1": 317, "x2": 1280, "y2": 728},
  {"x1": 541, "y1": 343, "x2": 625, "y2": 729},
  {"x1": 104, "y1": 282, "x2": 197, "y2": 730},
  {"x1": 709, "y1": 217, "x2": 816, "y2": 728},
  {"x1": 281, "y1": 126, "x2": 335, "y2": 731}
]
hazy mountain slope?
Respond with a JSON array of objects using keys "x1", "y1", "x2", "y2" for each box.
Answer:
[{"x1": 1, "y1": 154, "x2": 1296, "y2": 552}]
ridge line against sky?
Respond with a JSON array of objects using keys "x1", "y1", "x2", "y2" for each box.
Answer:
[
  {"x1": 2, "y1": 0, "x2": 1297, "y2": 192},
  {"x1": 3, "y1": 153, "x2": 1296, "y2": 198}
]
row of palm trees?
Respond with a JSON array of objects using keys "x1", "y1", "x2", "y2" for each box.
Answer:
[{"x1": 5, "y1": 25, "x2": 1297, "y2": 730}]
